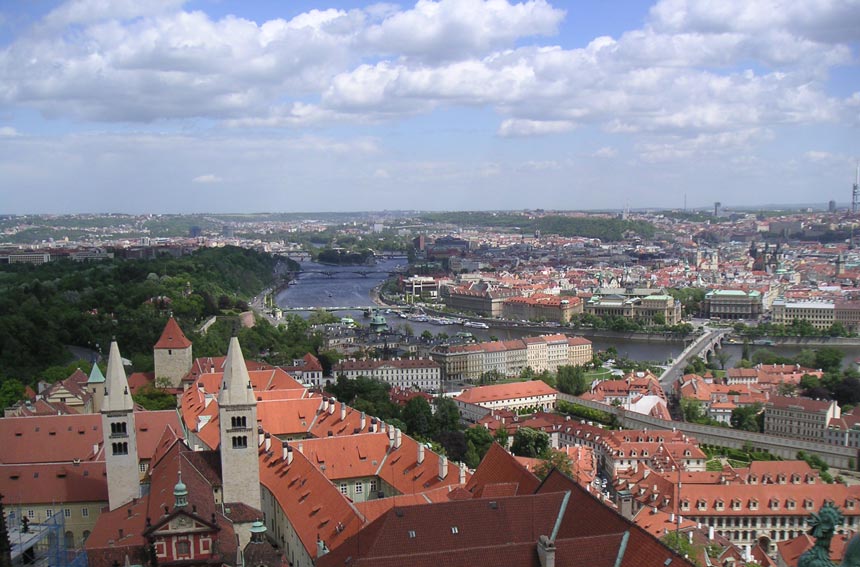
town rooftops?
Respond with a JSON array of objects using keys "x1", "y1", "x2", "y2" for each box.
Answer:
[
  {"x1": 454, "y1": 380, "x2": 558, "y2": 405},
  {"x1": 153, "y1": 317, "x2": 192, "y2": 350}
]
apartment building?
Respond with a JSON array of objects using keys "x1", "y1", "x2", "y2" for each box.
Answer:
[
  {"x1": 333, "y1": 358, "x2": 441, "y2": 392},
  {"x1": 771, "y1": 299, "x2": 835, "y2": 330},
  {"x1": 763, "y1": 396, "x2": 841, "y2": 442}
]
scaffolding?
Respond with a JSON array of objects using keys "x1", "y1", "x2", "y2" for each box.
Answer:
[{"x1": 5, "y1": 506, "x2": 87, "y2": 567}]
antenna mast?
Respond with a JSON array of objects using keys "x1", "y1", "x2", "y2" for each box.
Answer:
[{"x1": 853, "y1": 163, "x2": 859, "y2": 214}]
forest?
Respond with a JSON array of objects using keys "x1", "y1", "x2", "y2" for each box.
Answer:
[{"x1": 0, "y1": 246, "x2": 286, "y2": 387}]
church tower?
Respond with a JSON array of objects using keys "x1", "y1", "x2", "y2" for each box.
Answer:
[
  {"x1": 218, "y1": 337, "x2": 261, "y2": 510},
  {"x1": 101, "y1": 341, "x2": 140, "y2": 511},
  {"x1": 153, "y1": 317, "x2": 193, "y2": 388},
  {"x1": 88, "y1": 361, "x2": 105, "y2": 413}
]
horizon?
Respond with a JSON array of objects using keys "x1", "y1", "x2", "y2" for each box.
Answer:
[{"x1": 0, "y1": 0, "x2": 858, "y2": 213}]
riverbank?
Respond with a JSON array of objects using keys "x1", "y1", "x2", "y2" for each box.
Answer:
[{"x1": 734, "y1": 335, "x2": 860, "y2": 347}]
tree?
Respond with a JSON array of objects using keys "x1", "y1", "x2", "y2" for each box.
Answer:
[
  {"x1": 534, "y1": 449, "x2": 574, "y2": 480},
  {"x1": 402, "y1": 397, "x2": 434, "y2": 438},
  {"x1": 493, "y1": 427, "x2": 509, "y2": 448},
  {"x1": 420, "y1": 330, "x2": 434, "y2": 342},
  {"x1": 795, "y1": 349, "x2": 818, "y2": 369},
  {"x1": 510, "y1": 427, "x2": 550, "y2": 458},
  {"x1": 556, "y1": 365, "x2": 588, "y2": 395},
  {"x1": 681, "y1": 399, "x2": 707, "y2": 423},
  {"x1": 0, "y1": 379, "x2": 25, "y2": 410},
  {"x1": 742, "y1": 340, "x2": 751, "y2": 361},
  {"x1": 730, "y1": 403, "x2": 763, "y2": 432},
  {"x1": 464, "y1": 427, "x2": 494, "y2": 462},
  {"x1": 437, "y1": 430, "x2": 468, "y2": 462},
  {"x1": 133, "y1": 385, "x2": 177, "y2": 411},
  {"x1": 715, "y1": 350, "x2": 731, "y2": 370},
  {"x1": 434, "y1": 397, "x2": 461, "y2": 434},
  {"x1": 520, "y1": 366, "x2": 536, "y2": 381},
  {"x1": 816, "y1": 347, "x2": 844, "y2": 373}
]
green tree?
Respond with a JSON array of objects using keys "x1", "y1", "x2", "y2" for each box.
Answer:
[
  {"x1": 307, "y1": 309, "x2": 338, "y2": 326},
  {"x1": 434, "y1": 397, "x2": 461, "y2": 433},
  {"x1": 730, "y1": 403, "x2": 763, "y2": 432},
  {"x1": 402, "y1": 397, "x2": 435, "y2": 438},
  {"x1": 420, "y1": 330, "x2": 434, "y2": 341},
  {"x1": 534, "y1": 449, "x2": 574, "y2": 479},
  {"x1": 133, "y1": 385, "x2": 177, "y2": 411},
  {"x1": 520, "y1": 366, "x2": 536, "y2": 381},
  {"x1": 510, "y1": 427, "x2": 550, "y2": 458},
  {"x1": 493, "y1": 427, "x2": 509, "y2": 447},
  {"x1": 815, "y1": 347, "x2": 844, "y2": 373},
  {"x1": 464, "y1": 427, "x2": 494, "y2": 462},
  {"x1": 0, "y1": 378, "x2": 25, "y2": 409},
  {"x1": 556, "y1": 365, "x2": 588, "y2": 395}
]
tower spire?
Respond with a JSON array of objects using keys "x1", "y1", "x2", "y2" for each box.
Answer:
[
  {"x1": 218, "y1": 337, "x2": 255, "y2": 406},
  {"x1": 104, "y1": 341, "x2": 133, "y2": 412}
]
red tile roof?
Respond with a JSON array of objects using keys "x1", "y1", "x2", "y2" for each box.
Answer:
[
  {"x1": 455, "y1": 380, "x2": 558, "y2": 405},
  {"x1": 153, "y1": 317, "x2": 192, "y2": 349}
]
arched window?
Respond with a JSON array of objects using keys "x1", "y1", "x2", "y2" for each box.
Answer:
[
  {"x1": 64, "y1": 531, "x2": 75, "y2": 549},
  {"x1": 82, "y1": 531, "x2": 91, "y2": 542},
  {"x1": 232, "y1": 436, "x2": 247, "y2": 449}
]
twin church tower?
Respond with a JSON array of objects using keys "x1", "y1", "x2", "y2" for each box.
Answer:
[{"x1": 101, "y1": 319, "x2": 261, "y2": 512}]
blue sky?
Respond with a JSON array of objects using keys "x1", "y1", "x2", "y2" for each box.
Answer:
[{"x1": 0, "y1": 0, "x2": 858, "y2": 214}]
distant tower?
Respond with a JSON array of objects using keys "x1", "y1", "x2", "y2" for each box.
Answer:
[
  {"x1": 836, "y1": 253, "x2": 846, "y2": 276},
  {"x1": 853, "y1": 164, "x2": 860, "y2": 215},
  {"x1": 101, "y1": 341, "x2": 139, "y2": 511},
  {"x1": 88, "y1": 362, "x2": 105, "y2": 413},
  {"x1": 218, "y1": 337, "x2": 261, "y2": 511},
  {"x1": 714, "y1": 202, "x2": 722, "y2": 217},
  {"x1": 153, "y1": 317, "x2": 193, "y2": 388},
  {"x1": 829, "y1": 200, "x2": 837, "y2": 213}
]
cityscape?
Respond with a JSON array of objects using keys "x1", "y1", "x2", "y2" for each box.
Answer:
[{"x1": 1, "y1": 1, "x2": 860, "y2": 567}]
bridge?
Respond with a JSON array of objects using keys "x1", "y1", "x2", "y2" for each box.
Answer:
[
  {"x1": 286, "y1": 270, "x2": 403, "y2": 279},
  {"x1": 658, "y1": 327, "x2": 730, "y2": 392},
  {"x1": 279, "y1": 306, "x2": 412, "y2": 312}
]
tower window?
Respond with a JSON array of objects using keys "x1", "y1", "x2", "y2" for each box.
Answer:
[
  {"x1": 230, "y1": 416, "x2": 247, "y2": 429},
  {"x1": 232, "y1": 436, "x2": 248, "y2": 449},
  {"x1": 112, "y1": 442, "x2": 129, "y2": 455},
  {"x1": 110, "y1": 422, "x2": 128, "y2": 437}
]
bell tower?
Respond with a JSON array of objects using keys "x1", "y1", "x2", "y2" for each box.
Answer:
[
  {"x1": 218, "y1": 337, "x2": 261, "y2": 510},
  {"x1": 101, "y1": 341, "x2": 139, "y2": 511}
]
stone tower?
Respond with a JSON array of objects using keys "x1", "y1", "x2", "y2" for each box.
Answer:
[
  {"x1": 88, "y1": 361, "x2": 105, "y2": 413},
  {"x1": 101, "y1": 341, "x2": 140, "y2": 511},
  {"x1": 218, "y1": 337, "x2": 261, "y2": 510},
  {"x1": 154, "y1": 317, "x2": 193, "y2": 388}
]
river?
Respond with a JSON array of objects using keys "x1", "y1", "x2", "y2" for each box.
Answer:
[{"x1": 276, "y1": 260, "x2": 860, "y2": 368}]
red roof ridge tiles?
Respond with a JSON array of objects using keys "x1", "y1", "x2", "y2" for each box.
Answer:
[{"x1": 154, "y1": 317, "x2": 192, "y2": 350}]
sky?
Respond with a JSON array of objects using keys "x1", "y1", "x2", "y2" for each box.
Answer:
[{"x1": 0, "y1": 0, "x2": 858, "y2": 214}]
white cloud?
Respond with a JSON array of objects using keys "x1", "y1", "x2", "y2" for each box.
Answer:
[
  {"x1": 191, "y1": 174, "x2": 222, "y2": 184},
  {"x1": 498, "y1": 119, "x2": 575, "y2": 137},
  {"x1": 0, "y1": 126, "x2": 18, "y2": 137},
  {"x1": 373, "y1": 168, "x2": 390, "y2": 178},
  {"x1": 591, "y1": 146, "x2": 617, "y2": 158}
]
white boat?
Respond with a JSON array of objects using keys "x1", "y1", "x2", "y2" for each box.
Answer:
[{"x1": 464, "y1": 321, "x2": 489, "y2": 329}]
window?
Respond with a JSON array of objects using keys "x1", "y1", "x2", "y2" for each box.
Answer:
[
  {"x1": 408, "y1": 530, "x2": 416, "y2": 538},
  {"x1": 176, "y1": 541, "x2": 191, "y2": 556},
  {"x1": 64, "y1": 509, "x2": 71, "y2": 518},
  {"x1": 110, "y1": 422, "x2": 127, "y2": 437},
  {"x1": 27, "y1": 510, "x2": 35, "y2": 518},
  {"x1": 231, "y1": 436, "x2": 248, "y2": 449},
  {"x1": 112, "y1": 442, "x2": 128, "y2": 455},
  {"x1": 231, "y1": 416, "x2": 247, "y2": 429},
  {"x1": 82, "y1": 508, "x2": 89, "y2": 518},
  {"x1": 340, "y1": 483, "x2": 348, "y2": 495},
  {"x1": 355, "y1": 482, "x2": 363, "y2": 494},
  {"x1": 370, "y1": 480, "x2": 378, "y2": 493},
  {"x1": 139, "y1": 463, "x2": 148, "y2": 473},
  {"x1": 46, "y1": 510, "x2": 53, "y2": 518}
]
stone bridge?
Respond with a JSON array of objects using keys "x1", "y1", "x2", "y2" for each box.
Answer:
[{"x1": 659, "y1": 328, "x2": 730, "y2": 391}]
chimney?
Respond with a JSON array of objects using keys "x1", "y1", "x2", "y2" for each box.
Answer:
[
  {"x1": 258, "y1": 427, "x2": 265, "y2": 447},
  {"x1": 439, "y1": 455, "x2": 448, "y2": 480},
  {"x1": 370, "y1": 417, "x2": 377, "y2": 433},
  {"x1": 708, "y1": 526, "x2": 715, "y2": 540},
  {"x1": 395, "y1": 428, "x2": 402, "y2": 449},
  {"x1": 360, "y1": 412, "x2": 366, "y2": 430},
  {"x1": 328, "y1": 398, "x2": 336, "y2": 415},
  {"x1": 264, "y1": 432, "x2": 271, "y2": 452},
  {"x1": 322, "y1": 398, "x2": 330, "y2": 413},
  {"x1": 459, "y1": 462, "x2": 466, "y2": 484},
  {"x1": 282, "y1": 441, "x2": 289, "y2": 461},
  {"x1": 340, "y1": 402, "x2": 346, "y2": 421},
  {"x1": 417, "y1": 443, "x2": 425, "y2": 464},
  {"x1": 93, "y1": 443, "x2": 99, "y2": 455},
  {"x1": 669, "y1": 513, "x2": 675, "y2": 523},
  {"x1": 537, "y1": 535, "x2": 556, "y2": 567}
]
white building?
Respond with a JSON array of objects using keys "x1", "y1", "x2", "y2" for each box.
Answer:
[{"x1": 333, "y1": 358, "x2": 442, "y2": 392}]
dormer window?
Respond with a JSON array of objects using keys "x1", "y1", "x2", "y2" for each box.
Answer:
[
  {"x1": 805, "y1": 499, "x2": 815, "y2": 510},
  {"x1": 792, "y1": 474, "x2": 801, "y2": 484},
  {"x1": 681, "y1": 499, "x2": 690, "y2": 511},
  {"x1": 749, "y1": 499, "x2": 759, "y2": 510},
  {"x1": 777, "y1": 474, "x2": 786, "y2": 484},
  {"x1": 847, "y1": 499, "x2": 856, "y2": 510},
  {"x1": 697, "y1": 499, "x2": 707, "y2": 511},
  {"x1": 715, "y1": 500, "x2": 725, "y2": 511},
  {"x1": 787, "y1": 499, "x2": 797, "y2": 510},
  {"x1": 732, "y1": 499, "x2": 741, "y2": 511},
  {"x1": 769, "y1": 498, "x2": 780, "y2": 510}
]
